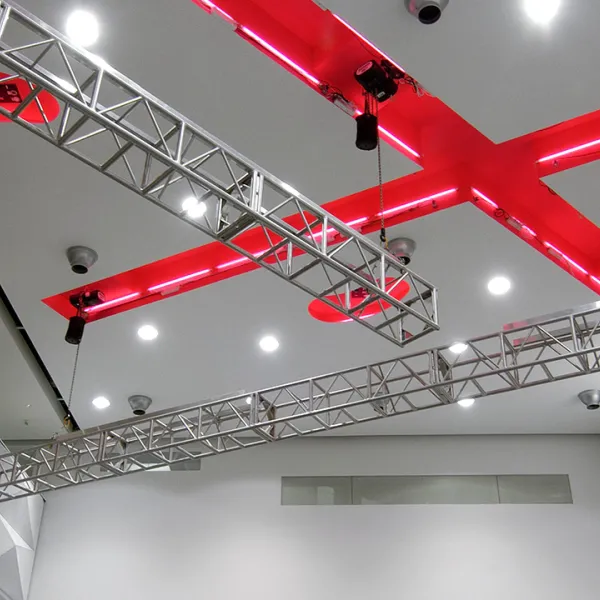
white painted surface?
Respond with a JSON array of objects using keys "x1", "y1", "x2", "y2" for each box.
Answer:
[
  {"x1": 29, "y1": 435, "x2": 600, "y2": 600},
  {"x1": 0, "y1": 443, "x2": 44, "y2": 600}
]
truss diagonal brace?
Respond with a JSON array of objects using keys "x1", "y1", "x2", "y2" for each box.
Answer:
[
  {"x1": 2, "y1": 302, "x2": 600, "y2": 502},
  {"x1": 0, "y1": 0, "x2": 439, "y2": 347}
]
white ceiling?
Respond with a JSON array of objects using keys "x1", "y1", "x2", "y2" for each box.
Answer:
[
  {"x1": 0, "y1": 307, "x2": 63, "y2": 439},
  {"x1": 1, "y1": 0, "x2": 599, "y2": 442},
  {"x1": 325, "y1": 0, "x2": 600, "y2": 143}
]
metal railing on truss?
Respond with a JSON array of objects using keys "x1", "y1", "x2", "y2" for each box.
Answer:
[
  {"x1": 2, "y1": 302, "x2": 600, "y2": 501},
  {"x1": 0, "y1": 0, "x2": 439, "y2": 347}
]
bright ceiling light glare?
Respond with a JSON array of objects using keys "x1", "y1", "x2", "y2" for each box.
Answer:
[
  {"x1": 457, "y1": 398, "x2": 475, "y2": 408},
  {"x1": 55, "y1": 77, "x2": 77, "y2": 94},
  {"x1": 487, "y1": 276, "x2": 511, "y2": 296},
  {"x1": 524, "y1": 0, "x2": 560, "y2": 25},
  {"x1": 259, "y1": 335, "x2": 280, "y2": 353},
  {"x1": 449, "y1": 342, "x2": 468, "y2": 355},
  {"x1": 65, "y1": 10, "x2": 99, "y2": 47},
  {"x1": 137, "y1": 324, "x2": 159, "y2": 341},
  {"x1": 92, "y1": 396, "x2": 110, "y2": 409},
  {"x1": 182, "y1": 197, "x2": 207, "y2": 219},
  {"x1": 245, "y1": 396, "x2": 252, "y2": 405}
]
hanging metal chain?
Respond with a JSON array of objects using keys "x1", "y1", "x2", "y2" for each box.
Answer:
[{"x1": 376, "y1": 99, "x2": 387, "y2": 249}]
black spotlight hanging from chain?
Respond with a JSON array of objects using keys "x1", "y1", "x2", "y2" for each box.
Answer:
[
  {"x1": 354, "y1": 60, "x2": 404, "y2": 152},
  {"x1": 65, "y1": 290, "x2": 105, "y2": 345},
  {"x1": 355, "y1": 94, "x2": 379, "y2": 152}
]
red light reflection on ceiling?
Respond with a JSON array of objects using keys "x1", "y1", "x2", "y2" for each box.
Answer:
[{"x1": 308, "y1": 278, "x2": 411, "y2": 323}]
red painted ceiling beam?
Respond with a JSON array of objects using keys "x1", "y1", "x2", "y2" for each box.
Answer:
[
  {"x1": 44, "y1": 0, "x2": 600, "y2": 321},
  {"x1": 45, "y1": 167, "x2": 465, "y2": 321}
]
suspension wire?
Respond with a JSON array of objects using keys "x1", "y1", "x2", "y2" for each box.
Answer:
[
  {"x1": 63, "y1": 342, "x2": 81, "y2": 432},
  {"x1": 376, "y1": 99, "x2": 387, "y2": 249}
]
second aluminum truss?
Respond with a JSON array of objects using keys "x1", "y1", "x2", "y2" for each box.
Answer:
[
  {"x1": 0, "y1": 0, "x2": 439, "y2": 347},
  {"x1": 2, "y1": 302, "x2": 600, "y2": 501}
]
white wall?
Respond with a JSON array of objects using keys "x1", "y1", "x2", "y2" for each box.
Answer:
[
  {"x1": 28, "y1": 435, "x2": 600, "y2": 600},
  {"x1": 0, "y1": 440, "x2": 44, "y2": 600}
]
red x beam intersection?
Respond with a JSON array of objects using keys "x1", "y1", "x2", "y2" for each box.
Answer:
[{"x1": 44, "y1": 0, "x2": 600, "y2": 321}]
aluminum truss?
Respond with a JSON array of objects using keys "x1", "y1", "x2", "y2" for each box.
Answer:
[
  {"x1": 0, "y1": 0, "x2": 438, "y2": 347},
  {"x1": 2, "y1": 302, "x2": 600, "y2": 501}
]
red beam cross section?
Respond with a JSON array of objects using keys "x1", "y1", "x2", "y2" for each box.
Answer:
[{"x1": 44, "y1": 0, "x2": 600, "y2": 321}]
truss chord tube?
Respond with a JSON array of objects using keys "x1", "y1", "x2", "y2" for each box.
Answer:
[
  {"x1": 1, "y1": 303, "x2": 600, "y2": 501},
  {"x1": 0, "y1": 0, "x2": 438, "y2": 347}
]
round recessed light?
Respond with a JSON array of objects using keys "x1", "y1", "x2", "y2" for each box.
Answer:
[
  {"x1": 65, "y1": 10, "x2": 99, "y2": 47},
  {"x1": 259, "y1": 335, "x2": 279, "y2": 353},
  {"x1": 245, "y1": 396, "x2": 252, "y2": 405},
  {"x1": 449, "y1": 342, "x2": 468, "y2": 355},
  {"x1": 92, "y1": 396, "x2": 110, "y2": 409},
  {"x1": 188, "y1": 201, "x2": 207, "y2": 219},
  {"x1": 524, "y1": 0, "x2": 560, "y2": 25},
  {"x1": 457, "y1": 398, "x2": 475, "y2": 408},
  {"x1": 137, "y1": 324, "x2": 159, "y2": 341},
  {"x1": 182, "y1": 197, "x2": 207, "y2": 218},
  {"x1": 181, "y1": 196, "x2": 197, "y2": 211},
  {"x1": 487, "y1": 276, "x2": 511, "y2": 296}
]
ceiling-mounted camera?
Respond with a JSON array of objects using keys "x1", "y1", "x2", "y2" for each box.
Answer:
[{"x1": 64, "y1": 289, "x2": 105, "y2": 345}]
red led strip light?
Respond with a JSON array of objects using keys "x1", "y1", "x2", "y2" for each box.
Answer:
[{"x1": 44, "y1": 0, "x2": 600, "y2": 320}]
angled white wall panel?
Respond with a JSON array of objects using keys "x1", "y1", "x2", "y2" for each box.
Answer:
[{"x1": 0, "y1": 443, "x2": 43, "y2": 600}]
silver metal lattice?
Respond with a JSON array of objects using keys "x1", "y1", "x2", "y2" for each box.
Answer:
[
  {"x1": 0, "y1": 0, "x2": 439, "y2": 347},
  {"x1": 2, "y1": 302, "x2": 600, "y2": 501}
]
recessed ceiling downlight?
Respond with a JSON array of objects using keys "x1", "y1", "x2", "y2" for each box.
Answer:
[
  {"x1": 259, "y1": 335, "x2": 279, "y2": 353},
  {"x1": 65, "y1": 10, "x2": 99, "y2": 47},
  {"x1": 457, "y1": 398, "x2": 475, "y2": 408},
  {"x1": 524, "y1": 0, "x2": 560, "y2": 25},
  {"x1": 138, "y1": 324, "x2": 159, "y2": 341},
  {"x1": 449, "y1": 342, "x2": 468, "y2": 354},
  {"x1": 182, "y1": 197, "x2": 207, "y2": 218},
  {"x1": 92, "y1": 396, "x2": 110, "y2": 409},
  {"x1": 487, "y1": 276, "x2": 511, "y2": 296}
]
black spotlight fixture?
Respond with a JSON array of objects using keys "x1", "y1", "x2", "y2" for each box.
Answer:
[
  {"x1": 65, "y1": 290, "x2": 106, "y2": 345},
  {"x1": 65, "y1": 315, "x2": 86, "y2": 345},
  {"x1": 355, "y1": 112, "x2": 378, "y2": 151},
  {"x1": 354, "y1": 59, "x2": 406, "y2": 151},
  {"x1": 354, "y1": 60, "x2": 398, "y2": 102}
]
